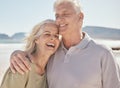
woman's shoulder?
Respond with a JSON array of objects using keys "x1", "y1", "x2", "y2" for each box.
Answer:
[{"x1": 0, "y1": 67, "x2": 29, "y2": 88}]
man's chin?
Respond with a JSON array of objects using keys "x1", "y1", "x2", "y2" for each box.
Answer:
[
  {"x1": 59, "y1": 31, "x2": 67, "y2": 36},
  {"x1": 59, "y1": 27, "x2": 67, "y2": 32}
]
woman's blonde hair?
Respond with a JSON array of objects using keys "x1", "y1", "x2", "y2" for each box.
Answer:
[
  {"x1": 54, "y1": 0, "x2": 82, "y2": 13},
  {"x1": 24, "y1": 19, "x2": 57, "y2": 55}
]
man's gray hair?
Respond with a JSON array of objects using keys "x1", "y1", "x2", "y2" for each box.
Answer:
[{"x1": 54, "y1": 0, "x2": 82, "y2": 13}]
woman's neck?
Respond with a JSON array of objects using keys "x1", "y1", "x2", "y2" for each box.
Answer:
[{"x1": 31, "y1": 51, "x2": 50, "y2": 75}]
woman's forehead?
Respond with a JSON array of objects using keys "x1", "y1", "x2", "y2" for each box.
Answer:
[
  {"x1": 42, "y1": 24, "x2": 58, "y2": 32},
  {"x1": 42, "y1": 23, "x2": 57, "y2": 28}
]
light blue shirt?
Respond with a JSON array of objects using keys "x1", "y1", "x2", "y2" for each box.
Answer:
[{"x1": 47, "y1": 32, "x2": 120, "y2": 88}]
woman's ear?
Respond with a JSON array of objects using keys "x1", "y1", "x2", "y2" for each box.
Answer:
[{"x1": 35, "y1": 38, "x2": 39, "y2": 44}]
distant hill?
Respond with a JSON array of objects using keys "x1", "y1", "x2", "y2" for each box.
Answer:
[
  {"x1": 83, "y1": 26, "x2": 120, "y2": 40},
  {"x1": 0, "y1": 26, "x2": 120, "y2": 43},
  {"x1": 0, "y1": 33, "x2": 10, "y2": 39},
  {"x1": 11, "y1": 32, "x2": 26, "y2": 40},
  {"x1": 0, "y1": 32, "x2": 26, "y2": 43}
]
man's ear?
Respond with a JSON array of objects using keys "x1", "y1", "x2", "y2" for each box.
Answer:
[{"x1": 78, "y1": 12, "x2": 84, "y2": 21}]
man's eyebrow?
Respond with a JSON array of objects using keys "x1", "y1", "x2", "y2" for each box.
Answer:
[
  {"x1": 43, "y1": 31, "x2": 50, "y2": 33},
  {"x1": 56, "y1": 10, "x2": 68, "y2": 14}
]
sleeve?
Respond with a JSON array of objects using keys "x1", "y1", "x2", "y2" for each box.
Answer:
[
  {"x1": 0, "y1": 68, "x2": 28, "y2": 88},
  {"x1": 101, "y1": 50, "x2": 120, "y2": 88}
]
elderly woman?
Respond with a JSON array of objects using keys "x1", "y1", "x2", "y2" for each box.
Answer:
[{"x1": 0, "y1": 19, "x2": 61, "y2": 88}]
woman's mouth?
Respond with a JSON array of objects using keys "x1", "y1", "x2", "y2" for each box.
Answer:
[{"x1": 46, "y1": 42, "x2": 55, "y2": 49}]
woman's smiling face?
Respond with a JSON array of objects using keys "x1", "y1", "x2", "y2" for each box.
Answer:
[{"x1": 35, "y1": 23, "x2": 61, "y2": 55}]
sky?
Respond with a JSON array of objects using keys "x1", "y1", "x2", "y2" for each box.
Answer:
[{"x1": 0, "y1": 0, "x2": 120, "y2": 36}]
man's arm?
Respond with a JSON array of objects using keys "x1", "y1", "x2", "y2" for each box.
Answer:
[
  {"x1": 101, "y1": 50, "x2": 120, "y2": 88},
  {"x1": 10, "y1": 50, "x2": 31, "y2": 74}
]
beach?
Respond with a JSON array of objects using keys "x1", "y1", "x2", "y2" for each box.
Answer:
[
  {"x1": 0, "y1": 43, "x2": 120, "y2": 85},
  {"x1": 0, "y1": 43, "x2": 24, "y2": 84}
]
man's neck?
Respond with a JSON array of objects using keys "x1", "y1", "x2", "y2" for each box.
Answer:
[{"x1": 62, "y1": 32, "x2": 84, "y2": 49}]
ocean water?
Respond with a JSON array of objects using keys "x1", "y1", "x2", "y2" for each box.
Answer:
[
  {"x1": 0, "y1": 40, "x2": 120, "y2": 84},
  {"x1": 95, "y1": 39, "x2": 120, "y2": 48}
]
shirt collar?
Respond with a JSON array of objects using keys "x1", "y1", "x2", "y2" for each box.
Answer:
[
  {"x1": 61, "y1": 40, "x2": 68, "y2": 53},
  {"x1": 60, "y1": 32, "x2": 92, "y2": 51},
  {"x1": 74, "y1": 32, "x2": 92, "y2": 50}
]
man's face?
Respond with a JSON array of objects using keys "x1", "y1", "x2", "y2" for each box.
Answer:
[{"x1": 55, "y1": 2, "x2": 81, "y2": 36}]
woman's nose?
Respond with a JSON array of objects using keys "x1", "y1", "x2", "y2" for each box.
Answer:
[{"x1": 50, "y1": 35, "x2": 56, "y2": 40}]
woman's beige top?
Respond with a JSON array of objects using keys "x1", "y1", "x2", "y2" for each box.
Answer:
[{"x1": 0, "y1": 63, "x2": 47, "y2": 88}]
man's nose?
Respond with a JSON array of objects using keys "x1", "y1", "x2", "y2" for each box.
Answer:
[{"x1": 56, "y1": 16, "x2": 64, "y2": 24}]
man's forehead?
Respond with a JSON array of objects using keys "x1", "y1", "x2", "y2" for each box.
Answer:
[
  {"x1": 55, "y1": 2, "x2": 74, "y2": 10},
  {"x1": 55, "y1": 3, "x2": 75, "y2": 14}
]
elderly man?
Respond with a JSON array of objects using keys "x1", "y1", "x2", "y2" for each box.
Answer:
[{"x1": 9, "y1": 0, "x2": 120, "y2": 88}]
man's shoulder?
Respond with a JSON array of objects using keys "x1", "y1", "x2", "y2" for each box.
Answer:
[{"x1": 89, "y1": 39, "x2": 112, "y2": 53}]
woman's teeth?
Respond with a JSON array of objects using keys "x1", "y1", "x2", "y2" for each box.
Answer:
[{"x1": 46, "y1": 43, "x2": 55, "y2": 48}]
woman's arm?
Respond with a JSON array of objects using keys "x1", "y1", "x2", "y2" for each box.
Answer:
[
  {"x1": 0, "y1": 68, "x2": 28, "y2": 88},
  {"x1": 1, "y1": 62, "x2": 48, "y2": 88}
]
